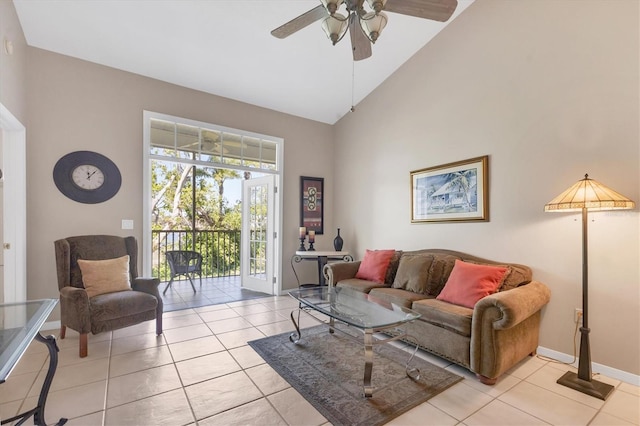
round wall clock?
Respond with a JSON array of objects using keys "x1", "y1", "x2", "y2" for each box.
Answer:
[{"x1": 53, "y1": 151, "x2": 122, "y2": 204}]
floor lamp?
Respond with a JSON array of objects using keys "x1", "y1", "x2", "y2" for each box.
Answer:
[{"x1": 544, "y1": 174, "x2": 635, "y2": 400}]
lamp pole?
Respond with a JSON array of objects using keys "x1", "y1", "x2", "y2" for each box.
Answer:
[
  {"x1": 577, "y1": 206, "x2": 591, "y2": 381},
  {"x1": 556, "y1": 205, "x2": 614, "y2": 400}
]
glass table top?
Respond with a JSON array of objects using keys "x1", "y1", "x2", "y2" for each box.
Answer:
[
  {"x1": 0, "y1": 299, "x2": 58, "y2": 382},
  {"x1": 289, "y1": 286, "x2": 420, "y2": 329}
]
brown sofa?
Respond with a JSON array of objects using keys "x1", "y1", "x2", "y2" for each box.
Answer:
[{"x1": 323, "y1": 249, "x2": 551, "y2": 384}]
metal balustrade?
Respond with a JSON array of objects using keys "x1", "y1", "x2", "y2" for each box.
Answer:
[{"x1": 152, "y1": 230, "x2": 241, "y2": 282}]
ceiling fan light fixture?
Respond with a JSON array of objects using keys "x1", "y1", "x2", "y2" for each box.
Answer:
[
  {"x1": 322, "y1": 13, "x2": 349, "y2": 45},
  {"x1": 321, "y1": 0, "x2": 344, "y2": 15},
  {"x1": 360, "y1": 11, "x2": 387, "y2": 43},
  {"x1": 366, "y1": 0, "x2": 387, "y2": 14}
]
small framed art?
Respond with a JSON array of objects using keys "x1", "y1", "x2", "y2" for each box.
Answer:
[
  {"x1": 300, "y1": 176, "x2": 324, "y2": 234},
  {"x1": 411, "y1": 155, "x2": 489, "y2": 223}
]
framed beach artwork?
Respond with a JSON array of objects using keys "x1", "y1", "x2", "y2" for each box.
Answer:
[
  {"x1": 300, "y1": 176, "x2": 324, "y2": 234},
  {"x1": 411, "y1": 156, "x2": 489, "y2": 223}
]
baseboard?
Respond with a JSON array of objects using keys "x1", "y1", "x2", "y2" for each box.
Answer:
[{"x1": 537, "y1": 346, "x2": 640, "y2": 387}]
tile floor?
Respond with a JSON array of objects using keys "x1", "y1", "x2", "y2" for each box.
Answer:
[
  {"x1": 160, "y1": 276, "x2": 268, "y2": 312},
  {"x1": 1, "y1": 294, "x2": 638, "y2": 426}
]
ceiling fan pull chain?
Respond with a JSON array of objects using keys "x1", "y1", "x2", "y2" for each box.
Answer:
[{"x1": 351, "y1": 59, "x2": 356, "y2": 112}]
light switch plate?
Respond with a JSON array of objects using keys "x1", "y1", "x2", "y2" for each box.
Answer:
[{"x1": 121, "y1": 219, "x2": 134, "y2": 230}]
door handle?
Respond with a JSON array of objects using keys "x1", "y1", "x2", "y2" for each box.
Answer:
[{"x1": 3, "y1": 243, "x2": 10, "y2": 249}]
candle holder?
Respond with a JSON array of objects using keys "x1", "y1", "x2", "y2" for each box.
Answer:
[
  {"x1": 308, "y1": 241, "x2": 315, "y2": 251},
  {"x1": 298, "y1": 236, "x2": 307, "y2": 251}
]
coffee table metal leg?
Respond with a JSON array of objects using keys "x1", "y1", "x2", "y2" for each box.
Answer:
[
  {"x1": 289, "y1": 309, "x2": 302, "y2": 343},
  {"x1": 363, "y1": 328, "x2": 374, "y2": 397},
  {"x1": 1, "y1": 334, "x2": 68, "y2": 426}
]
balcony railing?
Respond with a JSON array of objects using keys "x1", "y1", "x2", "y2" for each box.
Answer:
[{"x1": 152, "y1": 229, "x2": 241, "y2": 282}]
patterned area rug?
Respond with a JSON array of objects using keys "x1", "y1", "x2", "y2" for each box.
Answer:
[{"x1": 248, "y1": 324, "x2": 462, "y2": 426}]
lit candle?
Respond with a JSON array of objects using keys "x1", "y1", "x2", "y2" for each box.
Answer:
[
  {"x1": 308, "y1": 230, "x2": 315, "y2": 243},
  {"x1": 299, "y1": 227, "x2": 306, "y2": 238}
]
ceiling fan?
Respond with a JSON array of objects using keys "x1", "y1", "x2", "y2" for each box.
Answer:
[{"x1": 271, "y1": 0, "x2": 459, "y2": 61}]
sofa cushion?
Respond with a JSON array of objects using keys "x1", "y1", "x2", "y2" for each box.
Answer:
[
  {"x1": 337, "y1": 278, "x2": 387, "y2": 293},
  {"x1": 78, "y1": 255, "x2": 132, "y2": 298},
  {"x1": 392, "y1": 254, "x2": 434, "y2": 294},
  {"x1": 368, "y1": 288, "x2": 430, "y2": 309},
  {"x1": 384, "y1": 251, "x2": 403, "y2": 285},
  {"x1": 411, "y1": 298, "x2": 473, "y2": 337},
  {"x1": 425, "y1": 254, "x2": 461, "y2": 296},
  {"x1": 500, "y1": 265, "x2": 531, "y2": 291},
  {"x1": 355, "y1": 249, "x2": 396, "y2": 283},
  {"x1": 436, "y1": 260, "x2": 508, "y2": 308}
]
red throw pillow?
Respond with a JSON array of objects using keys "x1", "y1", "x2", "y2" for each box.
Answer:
[
  {"x1": 436, "y1": 260, "x2": 509, "y2": 309},
  {"x1": 355, "y1": 249, "x2": 396, "y2": 283}
]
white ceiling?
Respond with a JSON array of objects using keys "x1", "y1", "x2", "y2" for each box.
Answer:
[{"x1": 13, "y1": 0, "x2": 473, "y2": 125}]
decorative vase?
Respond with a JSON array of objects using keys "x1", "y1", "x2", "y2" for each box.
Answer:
[{"x1": 333, "y1": 228, "x2": 344, "y2": 251}]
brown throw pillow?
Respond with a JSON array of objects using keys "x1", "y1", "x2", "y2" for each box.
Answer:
[
  {"x1": 77, "y1": 255, "x2": 132, "y2": 298},
  {"x1": 392, "y1": 255, "x2": 434, "y2": 293}
]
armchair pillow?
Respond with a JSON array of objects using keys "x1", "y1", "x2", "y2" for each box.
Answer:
[
  {"x1": 77, "y1": 255, "x2": 132, "y2": 298},
  {"x1": 355, "y1": 249, "x2": 396, "y2": 283},
  {"x1": 436, "y1": 260, "x2": 508, "y2": 308}
]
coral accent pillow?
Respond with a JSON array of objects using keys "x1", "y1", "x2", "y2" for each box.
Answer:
[
  {"x1": 78, "y1": 255, "x2": 132, "y2": 298},
  {"x1": 355, "y1": 249, "x2": 396, "y2": 283},
  {"x1": 436, "y1": 260, "x2": 508, "y2": 309}
]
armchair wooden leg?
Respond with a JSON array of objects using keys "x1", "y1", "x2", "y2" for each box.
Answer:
[
  {"x1": 156, "y1": 315, "x2": 163, "y2": 335},
  {"x1": 79, "y1": 333, "x2": 88, "y2": 358},
  {"x1": 60, "y1": 325, "x2": 66, "y2": 339}
]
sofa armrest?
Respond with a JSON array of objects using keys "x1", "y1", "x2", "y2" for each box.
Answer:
[
  {"x1": 473, "y1": 281, "x2": 551, "y2": 330},
  {"x1": 470, "y1": 280, "x2": 551, "y2": 381},
  {"x1": 323, "y1": 261, "x2": 361, "y2": 287},
  {"x1": 59, "y1": 286, "x2": 91, "y2": 334}
]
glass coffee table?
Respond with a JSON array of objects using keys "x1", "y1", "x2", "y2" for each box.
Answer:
[{"x1": 289, "y1": 286, "x2": 421, "y2": 397}]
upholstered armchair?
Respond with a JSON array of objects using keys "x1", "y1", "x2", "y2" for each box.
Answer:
[{"x1": 54, "y1": 235, "x2": 163, "y2": 357}]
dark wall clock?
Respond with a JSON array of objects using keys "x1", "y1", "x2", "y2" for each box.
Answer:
[{"x1": 53, "y1": 151, "x2": 122, "y2": 204}]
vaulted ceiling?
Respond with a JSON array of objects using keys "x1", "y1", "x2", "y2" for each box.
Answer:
[{"x1": 13, "y1": 0, "x2": 474, "y2": 124}]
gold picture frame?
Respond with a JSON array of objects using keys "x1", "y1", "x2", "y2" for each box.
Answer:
[{"x1": 411, "y1": 156, "x2": 489, "y2": 223}]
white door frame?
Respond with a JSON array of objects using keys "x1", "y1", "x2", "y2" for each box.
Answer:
[
  {"x1": 0, "y1": 103, "x2": 27, "y2": 303},
  {"x1": 141, "y1": 110, "x2": 284, "y2": 296}
]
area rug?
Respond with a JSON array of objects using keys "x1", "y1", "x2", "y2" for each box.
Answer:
[{"x1": 248, "y1": 325, "x2": 462, "y2": 426}]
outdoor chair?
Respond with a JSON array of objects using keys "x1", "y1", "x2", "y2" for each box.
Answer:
[
  {"x1": 164, "y1": 250, "x2": 203, "y2": 294},
  {"x1": 54, "y1": 235, "x2": 163, "y2": 357}
]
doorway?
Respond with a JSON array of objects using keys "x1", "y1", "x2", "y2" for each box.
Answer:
[
  {"x1": 0, "y1": 103, "x2": 27, "y2": 304},
  {"x1": 142, "y1": 111, "x2": 283, "y2": 310}
]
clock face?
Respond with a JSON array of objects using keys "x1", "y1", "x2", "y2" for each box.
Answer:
[
  {"x1": 53, "y1": 151, "x2": 121, "y2": 204},
  {"x1": 72, "y1": 165, "x2": 105, "y2": 190}
]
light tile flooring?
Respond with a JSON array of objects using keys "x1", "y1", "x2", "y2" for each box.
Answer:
[
  {"x1": 1, "y1": 294, "x2": 638, "y2": 426},
  {"x1": 160, "y1": 276, "x2": 268, "y2": 312}
]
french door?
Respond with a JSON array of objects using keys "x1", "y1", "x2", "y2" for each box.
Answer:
[{"x1": 241, "y1": 175, "x2": 276, "y2": 294}]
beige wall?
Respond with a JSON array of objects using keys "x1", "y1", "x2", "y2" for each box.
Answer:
[
  {"x1": 25, "y1": 48, "x2": 334, "y2": 303},
  {"x1": 334, "y1": 0, "x2": 639, "y2": 375}
]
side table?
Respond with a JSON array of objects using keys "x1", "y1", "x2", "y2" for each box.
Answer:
[{"x1": 291, "y1": 251, "x2": 353, "y2": 287}]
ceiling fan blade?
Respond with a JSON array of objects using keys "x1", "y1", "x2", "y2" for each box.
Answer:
[
  {"x1": 349, "y1": 13, "x2": 372, "y2": 61},
  {"x1": 384, "y1": 0, "x2": 458, "y2": 22},
  {"x1": 271, "y1": 5, "x2": 328, "y2": 39}
]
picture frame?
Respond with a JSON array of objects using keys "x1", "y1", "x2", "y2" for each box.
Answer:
[
  {"x1": 300, "y1": 176, "x2": 324, "y2": 234},
  {"x1": 411, "y1": 155, "x2": 489, "y2": 223}
]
